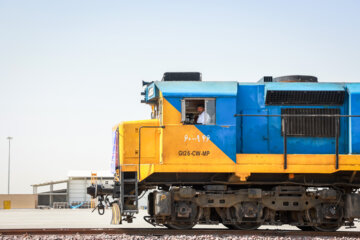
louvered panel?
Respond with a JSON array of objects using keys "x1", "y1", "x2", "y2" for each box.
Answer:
[
  {"x1": 281, "y1": 108, "x2": 340, "y2": 137},
  {"x1": 266, "y1": 91, "x2": 345, "y2": 105}
]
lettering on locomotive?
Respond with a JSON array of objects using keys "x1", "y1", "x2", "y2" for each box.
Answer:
[
  {"x1": 184, "y1": 134, "x2": 210, "y2": 142},
  {"x1": 178, "y1": 150, "x2": 210, "y2": 156}
]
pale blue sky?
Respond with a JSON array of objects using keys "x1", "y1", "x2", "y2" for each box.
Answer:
[{"x1": 1, "y1": 0, "x2": 360, "y2": 193}]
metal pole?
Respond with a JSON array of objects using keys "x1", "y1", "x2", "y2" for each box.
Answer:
[
  {"x1": 335, "y1": 117, "x2": 340, "y2": 169},
  {"x1": 50, "y1": 184, "x2": 54, "y2": 208},
  {"x1": 282, "y1": 118, "x2": 287, "y2": 169},
  {"x1": 7, "y1": 137, "x2": 13, "y2": 194}
]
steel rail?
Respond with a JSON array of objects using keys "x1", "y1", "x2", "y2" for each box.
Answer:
[{"x1": 1, "y1": 228, "x2": 360, "y2": 237}]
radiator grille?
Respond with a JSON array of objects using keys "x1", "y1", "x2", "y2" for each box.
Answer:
[
  {"x1": 281, "y1": 108, "x2": 340, "y2": 137},
  {"x1": 266, "y1": 91, "x2": 345, "y2": 105}
]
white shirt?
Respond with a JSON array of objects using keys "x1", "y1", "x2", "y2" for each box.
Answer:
[{"x1": 197, "y1": 111, "x2": 211, "y2": 124}]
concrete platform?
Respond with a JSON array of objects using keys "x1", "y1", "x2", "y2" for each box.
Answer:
[{"x1": 0, "y1": 209, "x2": 359, "y2": 231}]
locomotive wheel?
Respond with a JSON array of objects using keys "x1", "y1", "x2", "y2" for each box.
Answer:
[
  {"x1": 164, "y1": 222, "x2": 196, "y2": 230},
  {"x1": 296, "y1": 226, "x2": 315, "y2": 231},
  {"x1": 305, "y1": 205, "x2": 342, "y2": 232},
  {"x1": 224, "y1": 204, "x2": 261, "y2": 230}
]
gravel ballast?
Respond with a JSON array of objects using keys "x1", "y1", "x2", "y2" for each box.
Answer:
[{"x1": 1, "y1": 234, "x2": 360, "y2": 240}]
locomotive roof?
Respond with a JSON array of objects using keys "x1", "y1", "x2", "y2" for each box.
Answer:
[
  {"x1": 151, "y1": 81, "x2": 360, "y2": 100},
  {"x1": 154, "y1": 81, "x2": 238, "y2": 97}
]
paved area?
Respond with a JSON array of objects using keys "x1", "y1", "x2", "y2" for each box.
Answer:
[
  {"x1": 0, "y1": 209, "x2": 133, "y2": 229},
  {"x1": 0, "y1": 209, "x2": 359, "y2": 231}
]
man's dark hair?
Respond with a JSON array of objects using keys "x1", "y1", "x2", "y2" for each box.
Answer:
[{"x1": 197, "y1": 104, "x2": 204, "y2": 108}]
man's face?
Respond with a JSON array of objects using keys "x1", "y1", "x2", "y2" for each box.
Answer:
[{"x1": 197, "y1": 106, "x2": 204, "y2": 113}]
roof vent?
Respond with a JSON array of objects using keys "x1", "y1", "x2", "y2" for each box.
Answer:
[
  {"x1": 273, "y1": 75, "x2": 318, "y2": 83},
  {"x1": 266, "y1": 90, "x2": 345, "y2": 105},
  {"x1": 162, "y1": 72, "x2": 201, "y2": 81},
  {"x1": 258, "y1": 76, "x2": 273, "y2": 83}
]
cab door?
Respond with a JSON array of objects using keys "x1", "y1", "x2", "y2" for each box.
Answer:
[{"x1": 241, "y1": 109, "x2": 269, "y2": 153}]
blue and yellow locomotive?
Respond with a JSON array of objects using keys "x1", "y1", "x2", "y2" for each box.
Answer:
[{"x1": 88, "y1": 72, "x2": 360, "y2": 231}]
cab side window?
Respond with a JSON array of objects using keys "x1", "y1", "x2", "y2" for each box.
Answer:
[{"x1": 181, "y1": 98, "x2": 216, "y2": 125}]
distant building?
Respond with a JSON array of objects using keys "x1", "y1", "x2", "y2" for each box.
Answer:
[{"x1": 31, "y1": 170, "x2": 113, "y2": 208}]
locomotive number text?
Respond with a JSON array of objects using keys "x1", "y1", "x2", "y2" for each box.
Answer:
[
  {"x1": 184, "y1": 134, "x2": 210, "y2": 142},
  {"x1": 178, "y1": 150, "x2": 210, "y2": 156}
]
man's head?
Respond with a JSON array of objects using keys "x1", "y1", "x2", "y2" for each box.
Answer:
[{"x1": 197, "y1": 105, "x2": 204, "y2": 113}]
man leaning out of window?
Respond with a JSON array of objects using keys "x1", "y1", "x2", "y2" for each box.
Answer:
[{"x1": 196, "y1": 104, "x2": 211, "y2": 124}]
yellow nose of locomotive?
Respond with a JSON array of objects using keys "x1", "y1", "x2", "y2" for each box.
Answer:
[{"x1": 114, "y1": 119, "x2": 162, "y2": 179}]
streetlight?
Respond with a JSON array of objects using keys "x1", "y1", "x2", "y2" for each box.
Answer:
[{"x1": 7, "y1": 137, "x2": 13, "y2": 194}]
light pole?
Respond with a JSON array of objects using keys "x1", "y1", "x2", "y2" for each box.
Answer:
[{"x1": 7, "y1": 137, "x2": 12, "y2": 194}]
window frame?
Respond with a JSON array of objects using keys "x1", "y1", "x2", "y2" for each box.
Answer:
[
  {"x1": 181, "y1": 97, "x2": 216, "y2": 125},
  {"x1": 159, "y1": 99, "x2": 163, "y2": 125}
]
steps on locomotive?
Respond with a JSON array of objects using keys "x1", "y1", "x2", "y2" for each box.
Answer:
[{"x1": 119, "y1": 171, "x2": 139, "y2": 214}]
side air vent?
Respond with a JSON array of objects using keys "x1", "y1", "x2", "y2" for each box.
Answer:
[
  {"x1": 281, "y1": 108, "x2": 340, "y2": 137},
  {"x1": 162, "y1": 72, "x2": 201, "y2": 81},
  {"x1": 266, "y1": 91, "x2": 345, "y2": 105}
]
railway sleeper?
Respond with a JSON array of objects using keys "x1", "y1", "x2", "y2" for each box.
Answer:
[{"x1": 146, "y1": 186, "x2": 360, "y2": 231}]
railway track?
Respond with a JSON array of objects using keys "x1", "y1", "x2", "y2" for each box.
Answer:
[{"x1": 1, "y1": 228, "x2": 360, "y2": 238}]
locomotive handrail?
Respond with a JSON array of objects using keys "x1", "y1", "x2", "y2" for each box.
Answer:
[
  {"x1": 234, "y1": 114, "x2": 360, "y2": 117},
  {"x1": 138, "y1": 125, "x2": 165, "y2": 180},
  {"x1": 234, "y1": 114, "x2": 360, "y2": 170}
]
